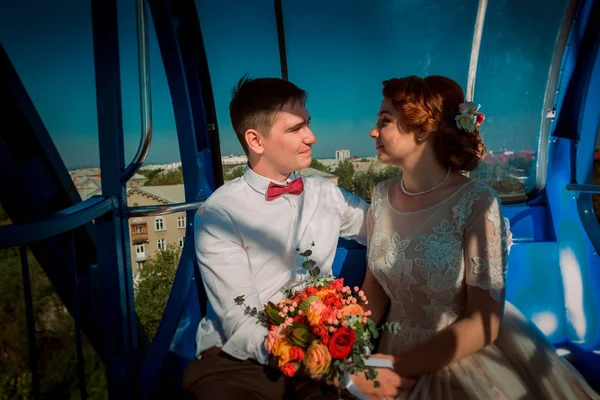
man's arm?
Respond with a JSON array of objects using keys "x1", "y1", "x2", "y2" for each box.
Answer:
[
  {"x1": 194, "y1": 204, "x2": 269, "y2": 364},
  {"x1": 336, "y1": 187, "x2": 370, "y2": 244}
]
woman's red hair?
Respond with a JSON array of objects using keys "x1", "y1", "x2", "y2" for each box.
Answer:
[{"x1": 382, "y1": 75, "x2": 487, "y2": 172}]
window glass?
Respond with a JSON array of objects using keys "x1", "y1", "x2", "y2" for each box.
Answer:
[
  {"x1": 195, "y1": 0, "x2": 282, "y2": 157},
  {"x1": 281, "y1": 1, "x2": 474, "y2": 198},
  {"x1": 469, "y1": 0, "x2": 569, "y2": 195}
]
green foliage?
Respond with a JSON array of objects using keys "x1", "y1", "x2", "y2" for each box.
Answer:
[
  {"x1": 0, "y1": 235, "x2": 107, "y2": 399},
  {"x1": 333, "y1": 160, "x2": 355, "y2": 190},
  {"x1": 351, "y1": 166, "x2": 402, "y2": 200},
  {"x1": 134, "y1": 244, "x2": 180, "y2": 340},
  {"x1": 140, "y1": 167, "x2": 184, "y2": 186},
  {"x1": 309, "y1": 159, "x2": 330, "y2": 173},
  {"x1": 223, "y1": 165, "x2": 245, "y2": 181},
  {"x1": 137, "y1": 168, "x2": 164, "y2": 181},
  {"x1": 342, "y1": 158, "x2": 531, "y2": 201}
]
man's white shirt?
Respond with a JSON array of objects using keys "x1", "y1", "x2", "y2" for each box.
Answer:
[{"x1": 194, "y1": 168, "x2": 369, "y2": 364}]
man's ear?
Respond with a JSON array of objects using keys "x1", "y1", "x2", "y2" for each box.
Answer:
[{"x1": 245, "y1": 129, "x2": 265, "y2": 155}]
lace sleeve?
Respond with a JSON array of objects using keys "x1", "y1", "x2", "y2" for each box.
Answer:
[
  {"x1": 366, "y1": 182, "x2": 385, "y2": 264},
  {"x1": 464, "y1": 188, "x2": 508, "y2": 301}
]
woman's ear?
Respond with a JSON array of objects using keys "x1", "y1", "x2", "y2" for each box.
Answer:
[{"x1": 415, "y1": 128, "x2": 433, "y2": 143}]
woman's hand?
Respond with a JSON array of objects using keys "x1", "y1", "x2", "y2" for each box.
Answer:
[{"x1": 350, "y1": 354, "x2": 416, "y2": 399}]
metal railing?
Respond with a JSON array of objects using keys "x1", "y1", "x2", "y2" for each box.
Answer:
[
  {"x1": 0, "y1": 196, "x2": 117, "y2": 399},
  {"x1": 121, "y1": 0, "x2": 153, "y2": 183}
]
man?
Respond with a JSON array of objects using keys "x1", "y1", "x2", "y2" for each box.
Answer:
[{"x1": 182, "y1": 76, "x2": 408, "y2": 399}]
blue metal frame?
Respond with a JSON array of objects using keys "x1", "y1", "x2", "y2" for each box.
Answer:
[
  {"x1": 90, "y1": 0, "x2": 141, "y2": 397},
  {"x1": 0, "y1": 38, "x2": 107, "y2": 361},
  {"x1": 138, "y1": 0, "x2": 223, "y2": 397},
  {"x1": 541, "y1": 0, "x2": 600, "y2": 385},
  {"x1": 0, "y1": 196, "x2": 116, "y2": 247},
  {"x1": 573, "y1": 15, "x2": 600, "y2": 255}
]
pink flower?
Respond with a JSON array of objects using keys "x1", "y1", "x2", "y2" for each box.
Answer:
[
  {"x1": 476, "y1": 112, "x2": 485, "y2": 126},
  {"x1": 306, "y1": 300, "x2": 327, "y2": 325},
  {"x1": 265, "y1": 325, "x2": 283, "y2": 353}
]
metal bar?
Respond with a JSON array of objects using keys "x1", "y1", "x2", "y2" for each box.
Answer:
[
  {"x1": 567, "y1": 184, "x2": 600, "y2": 193},
  {"x1": 127, "y1": 201, "x2": 204, "y2": 217},
  {"x1": 20, "y1": 245, "x2": 40, "y2": 400},
  {"x1": 91, "y1": 0, "x2": 139, "y2": 396},
  {"x1": 465, "y1": 0, "x2": 488, "y2": 101},
  {"x1": 533, "y1": 0, "x2": 580, "y2": 196},
  {"x1": 68, "y1": 232, "x2": 87, "y2": 399},
  {"x1": 0, "y1": 196, "x2": 117, "y2": 250},
  {"x1": 274, "y1": 0, "x2": 289, "y2": 81},
  {"x1": 121, "y1": 0, "x2": 153, "y2": 182}
]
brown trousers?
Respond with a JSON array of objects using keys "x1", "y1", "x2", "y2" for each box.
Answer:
[{"x1": 181, "y1": 350, "x2": 343, "y2": 400}]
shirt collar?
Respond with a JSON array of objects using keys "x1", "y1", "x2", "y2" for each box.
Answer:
[{"x1": 243, "y1": 166, "x2": 300, "y2": 196}]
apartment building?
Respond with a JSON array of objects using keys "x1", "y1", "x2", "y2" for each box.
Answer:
[{"x1": 126, "y1": 184, "x2": 188, "y2": 273}]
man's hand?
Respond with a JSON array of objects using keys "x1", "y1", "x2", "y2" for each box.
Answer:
[{"x1": 349, "y1": 354, "x2": 416, "y2": 400}]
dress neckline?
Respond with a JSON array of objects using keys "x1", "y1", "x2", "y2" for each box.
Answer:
[{"x1": 384, "y1": 178, "x2": 475, "y2": 215}]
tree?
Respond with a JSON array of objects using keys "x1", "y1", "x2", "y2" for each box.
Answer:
[
  {"x1": 134, "y1": 245, "x2": 180, "y2": 341},
  {"x1": 142, "y1": 167, "x2": 184, "y2": 186},
  {"x1": 0, "y1": 207, "x2": 107, "y2": 399},
  {"x1": 309, "y1": 159, "x2": 330, "y2": 173},
  {"x1": 137, "y1": 168, "x2": 164, "y2": 182},
  {"x1": 223, "y1": 165, "x2": 245, "y2": 181},
  {"x1": 351, "y1": 166, "x2": 401, "y2": 200},
  {"x1": 333, "y1": 160, "x2": 355, "y2": 192}
]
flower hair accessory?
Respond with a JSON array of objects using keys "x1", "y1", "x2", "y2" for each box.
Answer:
[{"x1": 455, "y1": 101, "x2": 485, "y2": 133}]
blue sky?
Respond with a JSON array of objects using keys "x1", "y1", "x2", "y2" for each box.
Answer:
[{"x1": 0, "y1": 0, "x2": 570, "y2": 168}]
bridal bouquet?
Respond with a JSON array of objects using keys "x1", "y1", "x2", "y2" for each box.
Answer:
[{"x1": 234, "y1": 243, "x2": 400, "y2": 397}]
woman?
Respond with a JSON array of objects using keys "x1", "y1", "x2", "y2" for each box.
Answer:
[{"x1": 361, "y1": 75, "x2": 599, "y2": 399}]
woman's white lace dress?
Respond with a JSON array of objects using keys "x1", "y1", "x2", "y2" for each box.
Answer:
[{"x1": 368, "y1": 178, "x2": 599, "y2": 399}]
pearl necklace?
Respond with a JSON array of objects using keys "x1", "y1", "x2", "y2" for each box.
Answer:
[{"x1": 400, "y1": 167, "x2": 451, "y2": 196}]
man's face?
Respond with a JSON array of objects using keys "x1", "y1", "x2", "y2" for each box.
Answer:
[{"x1": 261, "y1": 101, "x2": 316, "y2": 176}]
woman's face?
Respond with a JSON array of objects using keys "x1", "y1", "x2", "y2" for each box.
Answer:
[{"x1": 369, "y1": 98, "x2": 422, "y2": 165}]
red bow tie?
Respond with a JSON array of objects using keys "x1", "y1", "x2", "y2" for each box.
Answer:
[{"x1": 266, "y1": 178, "x2": 304, "y2": 201}]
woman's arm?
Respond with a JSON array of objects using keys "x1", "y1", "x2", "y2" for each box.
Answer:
[
  {"x1": 361, "y1": 199, "x2": 391, "y2": 325},
  {"x1": 393, "y1": 189, "x2": 508, "y2": 377},
  {"x1": 393, "y1": 286, "x2": 503, "y2": 377}
]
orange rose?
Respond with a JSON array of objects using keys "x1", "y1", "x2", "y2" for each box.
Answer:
[
  {"x1": 342, "y1": 303, "x2": 364, "y2": 318},
  {"x1": 272, "y1": 340, "x2": 293, "y2": 367},
  {"x1": 303, "y1": 340, "x2": 332, "y2": 379}
]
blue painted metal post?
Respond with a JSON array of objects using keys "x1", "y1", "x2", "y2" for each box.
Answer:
[
  {"x1": 90, "y1": 0, "x2": 140, "y2": 397},
  {"x1": 136, "y1": 1, "x2": 223, "y2": 396}
]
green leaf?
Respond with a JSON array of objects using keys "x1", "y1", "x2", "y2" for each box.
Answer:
[
  {"x1": 299, "y1": 249, "x2": 313, "y2": 257},
  {"x1": 367, "y1": 319, "x2": 379, "y2": 339},
  {"x1": 365, "y1": 367, "x2": 379, "y2": 381},
  {"x1": 265, "y1": 305, "x2": 284, "y2": 325},
  {"x1": 299, "y1": 296, "x2": 318, "y2": 311},
  {"x1": 381, "y1": 322, "x2": 401, "y2": 334},
  {"x1": 234, "y1": 295, "x2": 245, "y2": 305},
  {"x1": 313, "y1": 267, "x2": 321, "y2": 276},
  {"x1": 302, "y1": 260, "x2": 316, "y2": 270}
]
